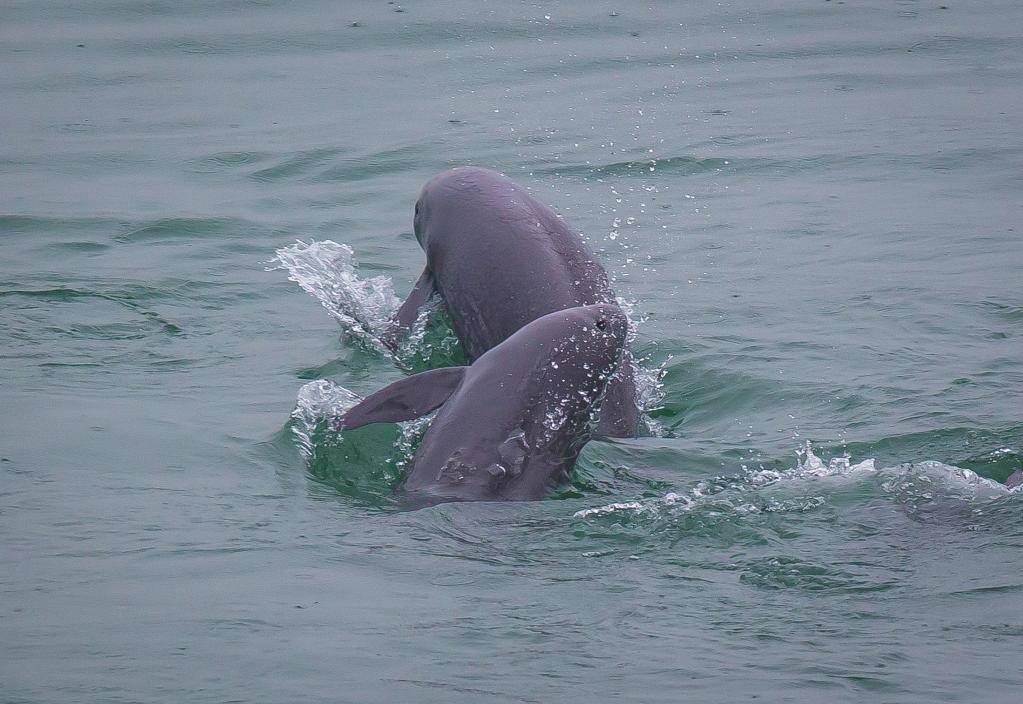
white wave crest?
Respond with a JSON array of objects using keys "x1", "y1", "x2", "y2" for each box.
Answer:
[{"x1": 574, "y1": 442, "x2": 1013, "y2": 519}]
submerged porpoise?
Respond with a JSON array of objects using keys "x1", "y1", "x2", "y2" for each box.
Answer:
[{"x1": 1007, "y1": 470, "x2": 1023, "y2": 490}]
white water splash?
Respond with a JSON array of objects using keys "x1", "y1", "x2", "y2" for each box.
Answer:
[
  {"x1": 395, "y1": 298, "x2": 463, "y2": 368},
  {"x1": 268, "y1": 240, "x2": 400, "y2": 356},
  {"x1": 633, "y1": 354, "x2": 668, "y2": 435},
  {"x1": 291, "y1": 379, "x2": 362, "y2": 458},
  {"x1": 574, "y1": 441, "x2": 1013, "y2": 519},
  {"x1": 392, "y1": 412, "x2": 435, "y2": 473},
  {"x1": 746, "y1": 442, "x2": 878, "y2": 489},
  {"x1": 398, "y1": 298, "x2": 439, "y2": 358}
]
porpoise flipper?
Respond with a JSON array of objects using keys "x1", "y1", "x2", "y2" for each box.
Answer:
[
  {"x1": 336, "y1": 366, "x2": 466, "y2": 430},
  {"x1": 384, "y1": 268, "x2": 436, "y2": 350}
]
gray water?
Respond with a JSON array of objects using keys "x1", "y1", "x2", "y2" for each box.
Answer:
[{"x1": 3, "y1": 1, "x2": 1022, "y2": 702}]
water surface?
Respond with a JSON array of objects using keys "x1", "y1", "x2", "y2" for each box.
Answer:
[{"x1": 3, "y1": 1, "x2": 1022, "y2": 702}]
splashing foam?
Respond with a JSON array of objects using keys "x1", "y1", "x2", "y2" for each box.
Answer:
[
  {"x1": 291, "y1": 379, "x2": 362, "y2": 458},
  {"x1": 268, "y1": 240, "x2": 400, "y2": 356},
  {"x1": 632, "y1": 354, "x2": 668, "y2": 435},
  {"x1": 574, "y1": 442, "x2": 1014, "y2": 519},
  {"x1": 392, "y1": 413, "x2": 435, "y2": 473},
  {"x1": 399, "y1": 298, "x2": 439, "y2": 358}
]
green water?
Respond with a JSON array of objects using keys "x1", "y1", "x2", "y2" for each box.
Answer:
[{"x1": 3, "y1": 1, "x2": 1022, "y2": 702}]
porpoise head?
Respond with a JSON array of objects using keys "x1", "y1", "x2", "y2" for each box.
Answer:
[{"x1": 413, "y1": 167, "x2": 516, "y2": 249}]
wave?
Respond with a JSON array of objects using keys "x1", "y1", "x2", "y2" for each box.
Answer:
[{"x1": 574, "y1": 442, "x2": 1017, "y2": 522}]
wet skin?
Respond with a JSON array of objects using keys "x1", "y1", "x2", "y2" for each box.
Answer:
[
  {"x1": 341, "y1": 304, "x2": 629, "y2": 504},
  {"x1": 389, "y1": 167, "x2": 641, "y2": 438}
]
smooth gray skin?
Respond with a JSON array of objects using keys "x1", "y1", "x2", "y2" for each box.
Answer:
[
  {"x1": 1007, "y1": 470, "x2": 1023, "y2": 490},
  {"x1": 340, "y1": 304, "x2": 629, "y2": 504},
  {"x1": 389, "y1": 166, "x2": 641, "y2": 438}
]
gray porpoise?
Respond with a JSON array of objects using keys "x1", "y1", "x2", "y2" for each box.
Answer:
[
  {"x1": 341, "y1": 304, "x2": 629, "y2": 504},
  {"x1": 389, "y1": 166, "x2": 641, "y2": 437},
  {"x1": 1007, "y1": 469, "x2": 1023, "y2": 490}
]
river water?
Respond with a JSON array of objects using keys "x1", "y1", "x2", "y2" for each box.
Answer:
[{"x1": 3, "y1": 1, "x2": 1022, "y2": 702}]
